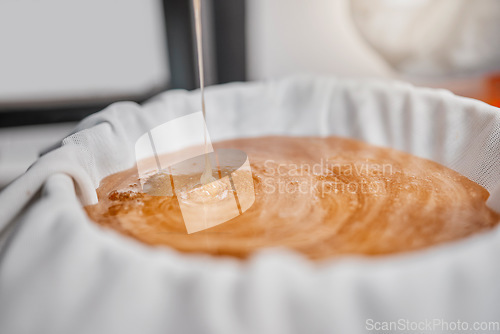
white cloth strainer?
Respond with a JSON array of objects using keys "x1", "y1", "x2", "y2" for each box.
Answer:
[{"x1": 0, "y1": 75, "x2": 499, "y2": 334}]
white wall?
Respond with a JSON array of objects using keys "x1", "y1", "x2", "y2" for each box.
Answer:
[
  {"x1": 246, "y1": 0, "x2": 395, "y2": 81},
  {"x1": 0, "y1": 0, "x2": 168, "y2": 105}
]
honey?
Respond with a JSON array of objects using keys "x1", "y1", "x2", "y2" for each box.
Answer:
[{"x1": 84, "y1": 136, "x2": 500, "y2": 260}]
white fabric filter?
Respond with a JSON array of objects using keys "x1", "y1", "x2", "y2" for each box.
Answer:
[{"x1": 0, "y1": 76, "x2": 499, "y2": 334}]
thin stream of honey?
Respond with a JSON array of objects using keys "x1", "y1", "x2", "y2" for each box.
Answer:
[{"x1": 193, "y1": 0, "x2": 216, "y2": 185}]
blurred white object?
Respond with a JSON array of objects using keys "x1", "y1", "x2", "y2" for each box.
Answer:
[
  {"x1": 0, "y1": 0, "x2": 168, "y2": 105},
  {"x1": 351, "y1": 0, "x2": 500, "y2": 77},
  {"x1": 246, "y1": 0, "x2": 395, "y2": 80},
  {"x1": 0, "y1": 76, "x2": 500, "y2": 333}
]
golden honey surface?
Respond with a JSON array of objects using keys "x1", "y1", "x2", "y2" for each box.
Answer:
[{"x1": 85, "y1": 136, "x2": 500, "y2": 260}]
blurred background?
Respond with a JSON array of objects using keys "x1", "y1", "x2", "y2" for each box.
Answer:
[{"x1": 0, "y1": 0, "x2": 499, "y2": 188}]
